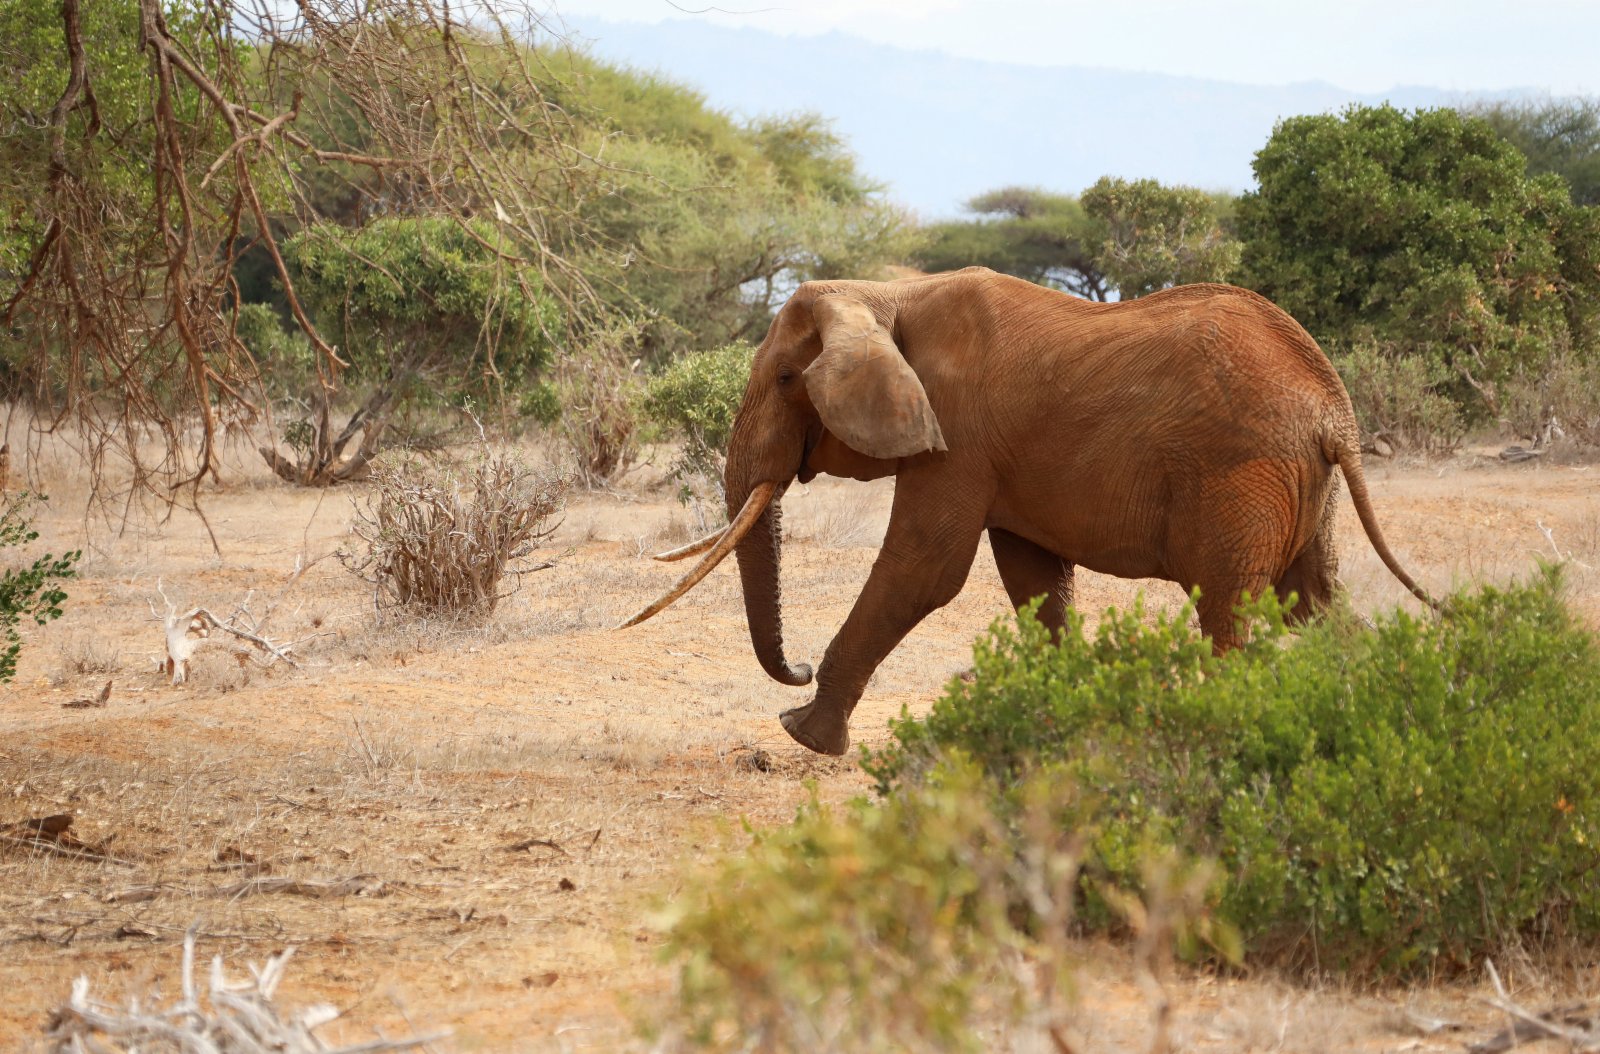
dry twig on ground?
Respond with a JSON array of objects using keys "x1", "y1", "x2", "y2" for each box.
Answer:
[
  {"x1": 1468, "y1": 959, "x2": 1600, "y2": 1053},
  {"x1": 151, "y1": 581, "x2": 325, "y2": 685},
  {"x1": 42, "y1": 928, "x2": 445, "y2": 1053}
]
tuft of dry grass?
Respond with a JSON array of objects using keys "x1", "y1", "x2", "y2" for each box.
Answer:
[
  {"x1": 54, "y1": 633, "x2": 121, "y2": 680},
  {"x1": 785, "y1": 488, "x2": 882, "y2": 549}
]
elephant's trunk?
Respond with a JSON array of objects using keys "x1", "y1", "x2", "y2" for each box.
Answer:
[{"x1": 730, "y1": 480, "x2": 813, "y2": 687}]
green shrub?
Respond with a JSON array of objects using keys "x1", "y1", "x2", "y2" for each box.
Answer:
[
  {"x1": 656, "y1": 763, "x2": 1077, "y2": 1053},
  {"x1": 282, "y1": 217, "x2": 559, "y2": 401},
  {"x1": 865, "y1": 569, "x2": 1600, "y2": 976},
  {"x1": 1237, "y1": 104, "x2": 1600, "y2": 424},
  {"x1": 0, "y1": 493, "x2": 78, "y2": 682},
  {"x1": 643, "y1": 342, "x2": 754, "y2": 487},
  {"x1": 517, "y1": 381, "x2": 562, "y2": 428},
  {"x1": 234, "y1": 302, "x2": 314, "y2": 394}
]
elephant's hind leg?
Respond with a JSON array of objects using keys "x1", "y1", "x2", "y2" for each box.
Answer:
[
  {"x1": 989, "y1": 528, "x2": 1075, "y2": 635},
  {"x1": 1183, "y1": 460, "x2": 1302, "y2": 652},
  {"x1": 1274, "y1": 478, "x2": 1341, "y2": 626}
]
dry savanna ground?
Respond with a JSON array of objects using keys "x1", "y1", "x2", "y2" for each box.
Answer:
[{"x1": 2, "y1": 432, "x2": 1599, "y2": 1052}]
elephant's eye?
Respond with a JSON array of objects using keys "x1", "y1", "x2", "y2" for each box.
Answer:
[{"x1": 777, "y1": 365, "x2": 797, "y2": 387}]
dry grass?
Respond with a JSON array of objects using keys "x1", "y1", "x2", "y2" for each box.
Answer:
[
  {"x1": 783, "y1": 483, "x2": 885, "y2": 549},
  {"x1": 52, "y1": 632, "x2": 121, "y2": 681},
  {"x1": 2, "y1": 440, "x2": 1598, "y2": 1048}
]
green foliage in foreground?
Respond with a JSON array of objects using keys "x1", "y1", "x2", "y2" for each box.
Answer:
[
  {"x1": 0, "y1": 494, "x2": 78, "y2": 682},
  {"x1": 658, "y1": 764, "x2": 1084, "y2": 1052},
  {"x1": 642, "y1": 342, "x2": 754, "y2": 483},
  {"x1": 866, "y1": 569, "x2": 1600, "y2": 975}
]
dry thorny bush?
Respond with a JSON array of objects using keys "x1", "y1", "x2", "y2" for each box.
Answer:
[{"x1": 340, "y1": 451, "x2": 570, "y2": 620}]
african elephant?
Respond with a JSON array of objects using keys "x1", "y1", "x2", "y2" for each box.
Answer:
[{"x1": 624, "y1": 268, "x2": 1435, "y2": 756}]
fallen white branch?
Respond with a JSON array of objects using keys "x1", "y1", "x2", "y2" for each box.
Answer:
[
  {"x1": 1471, "y1": 959, "x2": 1600, "y2": 1053},
  {"x1": 151, "y1": 581, "x2": 329, "y2": 685},
  {"x1": 43, "y1": 927, "x2": 446, "y2": 1052}
]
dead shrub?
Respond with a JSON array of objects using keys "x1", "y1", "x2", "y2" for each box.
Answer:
[
  {"x1": 43, "y1": 930, "x2": 442, "y2": 1053},
  {"x1": 341, "y1": 451, "x2": 569, "y2": 620},
  {"x1": 556, "y1": 327, "x2": 646, "y2": 488},
  {"x1": 1500, "y1": 352, "x2": 1600, "y2": 449},
  {"x1": 1336, "y1": 344, "x2": 1467, "y2": 456}
]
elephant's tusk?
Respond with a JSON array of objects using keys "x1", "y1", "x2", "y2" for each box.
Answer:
[
  {"x1": 618, "y1": 481, "x2": 776, "y2": 629},
  {"x1": 653, "y1": 527, "x2": 726, "y2": 562}
]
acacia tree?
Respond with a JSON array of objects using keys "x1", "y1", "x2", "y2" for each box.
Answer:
[
  {"x1": 1236, "y1": 104, "x2": 1600, "y2": 428},
  {"x1": 1079, "y1": 176, "x2": 1240, "y2": 298},
  {"x1": 915, "y1": 187, "x2": 1109, "y2": 300},
  {"x1": 915, "y1": 181, "x2": 1237, "y2": 300}
]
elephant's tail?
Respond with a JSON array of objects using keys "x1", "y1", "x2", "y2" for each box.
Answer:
[{"x1": 1328, "y1": 433, "x2": 1442, "y2": 612}]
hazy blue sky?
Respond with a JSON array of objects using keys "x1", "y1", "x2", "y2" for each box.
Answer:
[{"x1": 548, "y1": 0, "x2": 1598, "y2": 94}]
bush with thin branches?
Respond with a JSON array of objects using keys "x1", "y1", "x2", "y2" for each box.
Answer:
[{"x1": 341, "y1": 452, "x2": 569, "y2": 619}]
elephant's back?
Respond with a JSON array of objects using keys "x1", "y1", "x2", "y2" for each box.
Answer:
[{"x1": 1116, "y1": 284, "x2": 1350, "y2": 407}]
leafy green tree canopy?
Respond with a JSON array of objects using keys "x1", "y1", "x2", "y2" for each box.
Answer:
[
  {"x1": 537, "y1": 50, "x2": 919, "y2": 359},
  {"x1": 1237, "y1": 104, "x2": 1600, "y2": 416},
  {"x1": 1079, "y1": 176, "x2": 1241, "y2": 298},
  {"x1": 283, "y1": 217, "x2": 558, "y2": 391}
]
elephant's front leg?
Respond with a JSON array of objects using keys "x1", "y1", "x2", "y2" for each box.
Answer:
[{"x1": 780, "y1": 476, "x2": 990, "y2": 755}]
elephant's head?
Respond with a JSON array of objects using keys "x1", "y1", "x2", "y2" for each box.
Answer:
[{"x1": 621, "y1": 281, "x2": 946, "y2": 685}]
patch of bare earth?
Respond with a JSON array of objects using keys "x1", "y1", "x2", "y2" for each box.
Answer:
[{"x1": 1, "y1": 443, "x2": 1598, "y2": 1050}]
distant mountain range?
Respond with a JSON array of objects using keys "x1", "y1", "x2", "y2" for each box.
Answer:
[{"x1": 566, "y1": 18, "x2": 1513, "y2": 218}]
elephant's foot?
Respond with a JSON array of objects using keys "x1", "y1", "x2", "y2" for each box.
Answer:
[{"x1": 779, "y1": 702, "x2": 850, "y2": 756}]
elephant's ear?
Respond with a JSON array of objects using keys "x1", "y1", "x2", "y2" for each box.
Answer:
[{"x1": 803, "y1": 295, "x2": 947, "y2": 460}]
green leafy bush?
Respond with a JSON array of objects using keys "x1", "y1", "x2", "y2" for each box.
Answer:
[
  {"x1": 234, "y1": 303, "x2": 315, "y2": 395},
  {"x1": 656, "y1": 763, "x2": 1079, "y2": 1053},
  {"x1": 283, "y1": 217, "x2": 559, "y2": 399},
  {"x1": 642, "y1": 342, "x2": 754, "y2": 485},
  {"x1": 0, "y1": 494, "x2": 78, "y2": 682},
  {"x1": 1237, "y1": 104, "x2": 1600, "y2": 425},
  {"x1": 865, "y1": 569, "x2": 1600, "y2": 976}
]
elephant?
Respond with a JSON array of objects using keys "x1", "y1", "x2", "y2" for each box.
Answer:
[{"x1": 624, "y1": 267, "x2": 1436, "y2": 756}]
